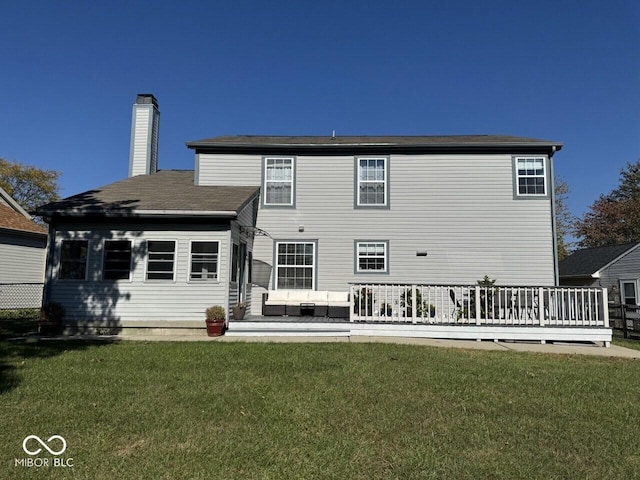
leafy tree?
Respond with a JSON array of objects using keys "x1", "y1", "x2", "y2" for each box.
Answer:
[
  {"x1": 575, "y1": 160, "x2": 640, "y2": 248},
  {"x1": 0, "y1": 158, "x2": 60, "y2": 213},
  {"x1": 554, "y1": 177, "x2": 574, "y2": 260}
]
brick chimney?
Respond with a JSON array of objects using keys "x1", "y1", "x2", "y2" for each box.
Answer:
[{"x1": 128, "y1": 94, "x2": 160, "y2": 176}]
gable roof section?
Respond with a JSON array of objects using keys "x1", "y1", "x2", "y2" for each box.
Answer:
[
  {"x1": 559, "y1": 243, "x2": 640, "y2": 278},
  {"x1": 186, "y1": 135, "x2": 563, "y2": 156},
  {"x1": 0, "y1": 187, "x2": 47, "y2": 236},
  {"x1": 35, "y1": 170, "x2": 259, "y2": 219}
]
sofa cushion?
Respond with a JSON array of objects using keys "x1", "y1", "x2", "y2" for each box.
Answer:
[
  {"x1": 286, "y1": 290, "x2": 310, "y2": 304},
  {"x1": 265, "y1": 290, "x2": 289, "y2": 305},
  {"x1": 328, "y1": 291, "x2": 350, "y2": 306},
  {"x1": 307, "y1": 291, "x2": 329, "y2": 305}
]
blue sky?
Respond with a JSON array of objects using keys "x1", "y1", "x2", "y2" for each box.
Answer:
[{"x1": 1, "y1": 0, "x2": 638, "y2": 218}]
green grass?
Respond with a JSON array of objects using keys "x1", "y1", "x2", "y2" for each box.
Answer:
[
  {"x1": 612, "y1": 329, "x2": 640, "y2": 351},
  {"x1": 1, "y1": 339, "x2": 639, "y2": 479},
  {"x1": 0, "y1": 310, "x2": 38, "y2": 339}
]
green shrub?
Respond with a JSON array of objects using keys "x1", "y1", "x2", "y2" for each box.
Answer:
[{"x1": 206, "y1": 306, "x2": 226, "y2": 321}]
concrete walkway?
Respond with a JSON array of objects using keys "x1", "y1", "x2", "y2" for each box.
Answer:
[{"x1": 46, "y1": 333, "x2": 640, "y2": 359}]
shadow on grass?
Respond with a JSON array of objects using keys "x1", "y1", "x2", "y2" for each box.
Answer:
[{"x1": 0, "y1": 314, "x2": 118, "y2": 395}]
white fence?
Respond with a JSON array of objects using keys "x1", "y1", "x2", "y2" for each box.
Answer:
[{"x1": 349, "y1": 284, "x2": 609, "y2": 328}]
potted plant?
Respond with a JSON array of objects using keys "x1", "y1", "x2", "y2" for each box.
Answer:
[
  {"x1": 232, "y1": 301, "x2": 247, "y2": 320},
  {"x1": 400, "y1": 289, "x2": 435, "y2": 318},
  {"x1": 380, "y1": 302, "x2": 393, "y2": 317},
  {"x1": 205, "y1": 306, "x2": 226, "y2": 336},
  {"x1": 39, "y1": 301, "x2": 65, "y2": 335}
]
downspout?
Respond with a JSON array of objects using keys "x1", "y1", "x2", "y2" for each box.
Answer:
[{"x1": 548, "y1": 146, "x2": 559, "y2": 286}]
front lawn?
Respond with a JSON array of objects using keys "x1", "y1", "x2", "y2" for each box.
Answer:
[{"x1": 1, "y1": 339, "x2": 639, "y2": 479}]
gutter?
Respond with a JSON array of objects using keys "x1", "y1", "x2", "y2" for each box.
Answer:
[{"x1": 37, "y1": 210, "x2": 239, "y2": 220}]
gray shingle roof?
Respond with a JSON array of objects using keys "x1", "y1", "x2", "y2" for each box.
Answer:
[
  {"x1": 35, "y1": 170, "x2": 259, "y2": 218},
  {"x1": 559, "y1": 243, "x2": 640, "y2": 277},
  {"x1": 186, "y1": 135, "x2": 563, "y2": 155}
]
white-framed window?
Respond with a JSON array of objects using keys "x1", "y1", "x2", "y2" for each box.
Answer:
[
  {"x1": 356, "y1": 241, "x2": 388, "y2": 273},
  {"x1": 621, "y1": 280, "x2": 638, "y2": 306},
  {"x1": 103, "y1": 240, "x2": 132, "y2": 280},
  {"x1": 59, "y1": 240, "x2": 89, "y2": 280},
  {"x1": 264, "y1": 157, "x2": 294, "y2": 206},
  {"x1": 146, "y1": 240, "x2": 176, "y2": 281},
  {"x1": 275, "y1": 241, "x2": 315, "y2": 289},
  {"x1": 357, "y1": 157, "x2": 388, "y2": 206},
  {"x1": 189, "y1": 241, "x2": 219, "y2": 281},
  {"x1": 515, "y1": 157, "x2": 547, "y2": 196}
]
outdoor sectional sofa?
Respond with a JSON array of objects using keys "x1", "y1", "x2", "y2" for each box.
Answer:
[{"x1": 262, "y1": 290, "x2": 351, "y2": 318}]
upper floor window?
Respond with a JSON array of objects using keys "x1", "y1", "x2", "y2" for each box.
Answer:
[
  {"x1": 355, "y1": 241, "x2": 388, "y2": 273},
  {"x1": 59, "y1": 240, "x2": 88, "y2": 280},
  {"x1": 190, "y1": 241, "x2": 219, "y2": 281},
  {"x1": 356, "y1": 157, "x2": 388, "y2": 207},
  {"x1": 146, "y1": 240, "x2": 176, "y2": 281},
  {"x1": 264, "y1": 157, "x2": 295, "y2": 206},
  {"x1": 103, "y1": 240, "x2": 132, "y2": 280},
  {"x1": 515, "y1": 157, "x2": 547, "y2": 196}
]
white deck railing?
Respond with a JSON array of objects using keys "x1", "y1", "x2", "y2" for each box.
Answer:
[{"x1": 349, "y1": 283, "x2": 609, "y2": 328}]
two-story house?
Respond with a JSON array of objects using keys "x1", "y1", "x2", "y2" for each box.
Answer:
[{"x1": 37, "y1": 94, "x2": 611, "y2": 342}]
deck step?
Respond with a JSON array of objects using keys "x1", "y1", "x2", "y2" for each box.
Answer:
[{"x1": 227, "y1": 321, "x2": 351, "y2": 337}]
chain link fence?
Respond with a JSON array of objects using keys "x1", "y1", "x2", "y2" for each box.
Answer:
[{"x1": 0, "y1": 283, "x2": 44, "y2": 310}]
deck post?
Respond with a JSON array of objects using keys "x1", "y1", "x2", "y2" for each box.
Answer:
[
  {"x1": 349, "y1": 284, "x2": 354, "y2": 323},
  {"x1": 602, "y1": 288, "x2": 609, "y2": 328},
  {"x1": 474, "y1": 286, "x2": 481, "y2": 325},
  {"x1": 411, "y1": 285, "x2": 417, "y2": 324},
  {"x1": 538, "y1": 287, "x2": 545, "y2": 327}
]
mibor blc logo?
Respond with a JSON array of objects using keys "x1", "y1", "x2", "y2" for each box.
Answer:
[{"x1": 15, "y1": 435, "x2": 73, "y2": 468}]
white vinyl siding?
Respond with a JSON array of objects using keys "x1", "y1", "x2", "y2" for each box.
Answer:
[
  {"x1": 356, "y1": 241, "x2": 388, "y2": 273},
  {"x1": 0, "y1": 232, "x2": 46, "y2": 284},
  {"x1": 48, "y1": 224, "x2": 232, "y2": 324},
  {"x1": 146, "y1": 240, "x2": 176, "y2": 281},
  {"x1": 59, "y1": 240, "x2": 88, "y2": 280},
  {"x1": 515, "y1": 157, "x2": 547, "y2": 196},
  {"x1": 264, "y1": 157, "x2": 294, "y2": 206},
  {"x1": 189, "y1": 241, "x2": 219, "y2": 281},
  {"x1": 103, "y1": 240, "x2": 132, "y2": 280},
  {"x1": 250, "y1": 153, "x2": 555, "y2": 300}
]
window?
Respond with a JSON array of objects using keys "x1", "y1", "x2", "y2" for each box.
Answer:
[
  {"x1": 356, "y1": 241, "x2": 388, "y2": 273},
  {"x1": 59, "y1": 240, "x2": 88, "y2": 280},
  {"x1": 357, "y1": 157, "x2": 388, "y2": 206},
  {"x1": 275, "y1": 242, "x2": 315, "y2": 289},
  {"x1": 515, "y1": 157, "x2": 547, "y2": 196},
  {"x1": 146, "y1": 240, "x2": 175, "y2": 281},
  {"x1": 621, "y1": 281, "x2": 637, "y2": 306},
  {"x1": 190, "y1": 242, "x2": 219, "y2": 281},
  {"x1": 264, "y1": 157, "x2": 294, "y2": 206},
  {"x1": 103, "y1": 240, "x2": 132, "y2": 280}
]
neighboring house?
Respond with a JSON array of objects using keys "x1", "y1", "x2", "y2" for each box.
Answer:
[
  {"x1": 0, "y1": 186, "x2": 47, "y2": 308},
  {"x1": 36, "y1": 93, "x2": 565, "y2": 332},
  {"x1": 559, "y1": 243, "x2": 640, "y2": 305}
]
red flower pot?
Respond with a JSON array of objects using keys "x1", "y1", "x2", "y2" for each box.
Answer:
[{"x1": 205, "y1": 319, "x2": 225, "y2": 336}]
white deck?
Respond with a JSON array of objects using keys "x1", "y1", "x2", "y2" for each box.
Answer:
[{"x1": 232, "y1": 284, "x2": 613, "y2": 346}]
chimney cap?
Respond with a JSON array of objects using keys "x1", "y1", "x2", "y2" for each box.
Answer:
[{"x1": 135, "y1": 94, "x2": 158, "y2": 107}]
